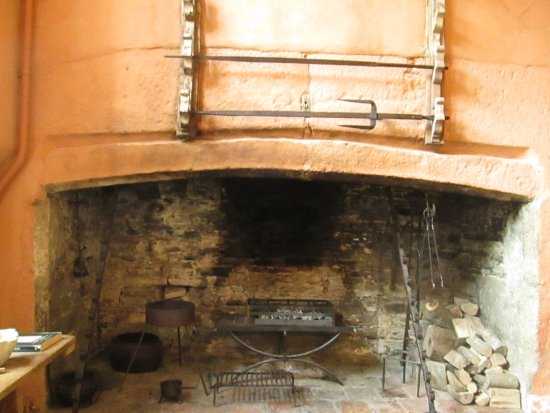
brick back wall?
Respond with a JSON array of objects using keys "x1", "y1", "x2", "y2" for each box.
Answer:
[{"x1": 42, "y1": 177, "x2": 522, "y2": 368}]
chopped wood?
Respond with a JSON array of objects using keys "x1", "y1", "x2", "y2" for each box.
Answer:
[
  {"x1": 460, "y1": 301, "x2": 479, "y2": 316},
  {"x1": 465, "y1": 348, "x2": 489, "y2": 374},
  {"x1": 489, "y1": 352, "x2": 508, "y2": 368},
  {"x1": 473, "y1": 374, "x2": 487, "y2": 387},
  {"x1": 466, "y1": 381, "x2": 478, "y2": 394},
  {"x1": 447, "y1": 371, "x2": 467, "y2": 392},
  {"x1": 446, "y1": 304, "x2": 463, "y2": 318},
  {"x1": 424, "y1": 325, "x2": 457, "y2": 361},
  {"x1": 444, "y1": 349, "x2": 468, "y2": 369},
  {"x1": 426, "y1": 360, "x2": 447, "y2": 391},
  {"x1": 485, "y1": 366, "x2": 504, "y2": 375},
  {"x1": 480, "y1": 329, "x2": 508, "y2": 357},
  {"x1": 452, "y1": 318, "x2": 475, "y2": 340},
  {"x1": 453, "y1": 297, "x2": 470, "y2": 306},
  {"x1": 466, "y1": 336, "x2": 493, "y2": 357},
  {"x1": 465, "y1": 316, "x2": 485, "y2": 336},
  {"x1": 489, "y1": 388, "x2": 521, "y2": 409},
  {"x1": 447, "y1": 364, "x2": 472, "y2": 385},
  {"x1": 475, "y1": 391, "x2": 490, "y2": 407},
  {"x1": 484, "y1": 371, "x2": 519, "y2": 390},
  {"x1": 456, "y1": 368, "x2": 473, "y2": 386},
  {"x1": 425, "y1": 299, "x2": 439, "y2": 312},
  {"x1": 457, "y1": 345, "x2": 481, "y2": 365},
  {"x1": 423, "y1": 302, "x2": 453, "y2": 329},
  {"x1": 446, "y1": 384, "x2": 475, "y2": 405}
]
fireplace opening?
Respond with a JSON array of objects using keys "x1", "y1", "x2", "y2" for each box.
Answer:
[{"x1": 34, "y1": 176, "x2": 539, "y2": 408}]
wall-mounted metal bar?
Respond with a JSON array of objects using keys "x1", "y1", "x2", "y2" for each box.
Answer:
[
  {"x1": 166, "y1": 54, "x2": 446, "y2": 71},
  {"x1": 196, "y1": 99, "x2": 443, "y2": 131}
]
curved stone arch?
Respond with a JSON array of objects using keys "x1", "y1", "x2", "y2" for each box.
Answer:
[{"x1": 43, "y1": 138, "x2": 540, "y2": 201}]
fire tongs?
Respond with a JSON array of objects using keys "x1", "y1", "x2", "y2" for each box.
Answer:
[{"x1": 196, "y1": 99, "x2": 443, "y2": 131}]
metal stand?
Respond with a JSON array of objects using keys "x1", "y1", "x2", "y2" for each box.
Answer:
[
  {"x1": 382, "y1": 350, "x2": 422, "y2": 398},
  {"x1": 228, "y1": 330, "x2": 344, "y2": 385}
]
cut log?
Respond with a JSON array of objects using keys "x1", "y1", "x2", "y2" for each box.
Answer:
[
  {"x1": 425, "y1": 299, "x2": 439, "y2": 312},
  {"x1": 465, "y1": 316, "x2": 485, "y2": 336},
  {"x1": 426, "y1": 360, "x2": 447, "y2": 391},
  {"x1": 466, "y1": 336, "x2": 493, "y2": 357},
  {"x1": 461, "y1": 303, "x2": 479, "y2": 317},
  {"x1": 447, "y1": 365, "x2": 472, "y2": 385},
  {"x1": 480, "y1": 329, "x2": 508, "y2": 357},
  {"x1": 453, "y1": 297, "x2": 470, "y2": 306},
  {"x1": 473, "y1": 374, "x2": 487, "y2": 387},
  {"x1": 484, "y1": 372, "x2": 519, "y2": 390},
  {"x1": 446, "y1": 304, "x2": 463, "y2": 318},
  {"x1": 466, "y1": 381, "x2": 478, "y2": 394},
  {"x1": 423, "y1": 300, "x2": 453, "y2": 329},
  {"x1": 457, "y1": 345, "x2": 481, "y2": 365},
  {"x1": 452, "y1": 318, "x2": 475, "y2": 340},
  {"x1": 447, "y1": 371, "x2": 467, "y2": 392},
  {"x1": 489, "y1": 388, "x2": 521, "y2": 409},
  {"x1": 460, "y1": 301, "x2": 479, "y2": 316},
  {"x1": 465, "y1": 348, "x2": 489, "y2": 374},
  {"x1": 484, "y1": 366, "x2": 504, "y2": 375},
  {"x1": 446, "y1": 384, "x2": 475, "y2": 405},
  {"x1": 475, "y1": 391, "x2": 490, "y2": 407},
  {"x1": 444, "y1": 349, "x2": 468, "y2": 369},
  {"x1": 424, "y1": 325, "x2": 457, "y2": 361},
  {"x1": 489, "y1": 352, "x2": 508, "y2": 368}
]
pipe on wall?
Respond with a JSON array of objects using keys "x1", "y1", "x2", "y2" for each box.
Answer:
[{"x1": 0, "y1": 0, "x2": 33, "y2": 200}]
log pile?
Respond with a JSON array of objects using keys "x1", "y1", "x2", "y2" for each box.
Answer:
[{"x1": 421, "y1": 297, "x2": 521, "y2": 409}]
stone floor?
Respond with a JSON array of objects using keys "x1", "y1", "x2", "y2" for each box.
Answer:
[{"x1": 50, "y1": 357, "x2": 524, "y2": 413}]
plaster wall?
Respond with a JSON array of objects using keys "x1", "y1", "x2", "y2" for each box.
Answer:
[
  {"x1": 0, "y1": 0, "x2": 20, "y2": 167},
  {"x1": 0, "y1": 0, "x2": 548, "y2": 409}
]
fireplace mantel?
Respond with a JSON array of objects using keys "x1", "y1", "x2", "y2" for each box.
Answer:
[{"x1": 42, "y1": 135, "x2": 540, "y2": 201}]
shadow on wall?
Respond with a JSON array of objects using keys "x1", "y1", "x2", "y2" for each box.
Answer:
[{"x1": 220, "y1": 178, "x2": 343, "y2": 266}]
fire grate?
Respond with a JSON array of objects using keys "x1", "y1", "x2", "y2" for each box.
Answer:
[
  {"x1": 248, "y1": 298, "x2": 335, "y2": 327},
  {"x1": 201, "y1": 370, "x2": 296, "y2": 406}
]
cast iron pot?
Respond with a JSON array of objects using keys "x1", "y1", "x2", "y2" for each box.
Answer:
[
  {"x1": 109, "y1": 332, "x2": 163, "y2": 373},
  {"x1": 54, "y1": 370, "x2": 101, "y2": 407},
  {"x1": 159, "y1": 379, "x2": 183, "y2": 403}
]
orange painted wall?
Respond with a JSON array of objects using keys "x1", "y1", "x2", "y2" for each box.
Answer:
[
  {"x1": 0, "y1": 0, "x2": 549, "y2": 407},
  {"x1": 0, "y1": 0, "x2": 20, "y2": 168}
]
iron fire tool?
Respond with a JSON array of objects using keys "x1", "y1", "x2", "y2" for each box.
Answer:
[
  {"x1": 387, "y1": 189, "x2": 437, "y2": 413},
  {"x1": 419, "y1": 201, "x2": 445, "y2": 288},
  {"x1": 196, "y1": 99, "x2": 437, "y2": 131}
]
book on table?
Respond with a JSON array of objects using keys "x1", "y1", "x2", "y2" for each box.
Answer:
[{"x1": 13, "y1": 332, "x2": 63, "y2": 352}]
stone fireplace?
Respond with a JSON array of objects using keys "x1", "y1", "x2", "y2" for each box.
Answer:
[{"x1": 34, "y1": 175, "x2": 539, "y2": 405}]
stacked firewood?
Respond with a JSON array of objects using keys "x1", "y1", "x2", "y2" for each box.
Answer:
[{"x1": 421, "y1": 297, "x2": 521, "y2": 409}]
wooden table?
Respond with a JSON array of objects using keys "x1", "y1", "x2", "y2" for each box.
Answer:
[{"x1": 0, "y1": 335, "x2": 75, "y2": 410}]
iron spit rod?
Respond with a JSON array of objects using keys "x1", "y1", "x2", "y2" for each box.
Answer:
[
  {"x1": 195, "y1": 110, "x2": 432, "y2": 121},
  {"x1": 165, "y1": 54, "x2": 443, "y2": 70}
]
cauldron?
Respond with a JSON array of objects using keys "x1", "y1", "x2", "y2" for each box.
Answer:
[
  {"x1": 109, "y1": 332, "x2": 162, "y2": 373},
  {"x1": 54, "y1": 370, "x2": 101, "y2": 407},
  {"x1": 159, "y1": 379, "x2": 183, "y2": 403}
]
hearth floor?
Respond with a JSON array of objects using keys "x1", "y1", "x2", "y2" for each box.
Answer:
[{"x1": 50, "y1": 357, "x2": 523, "y2": 413}]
